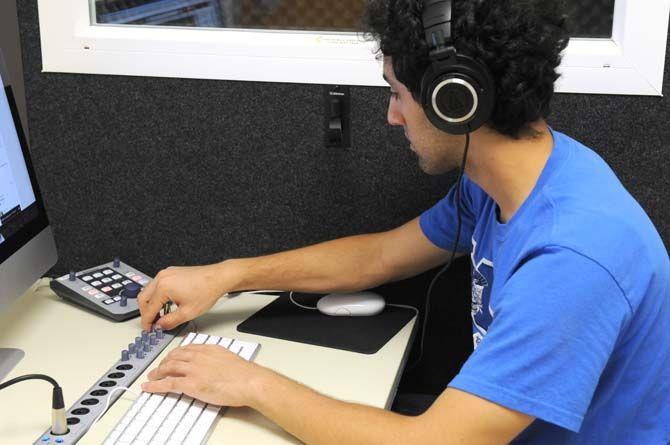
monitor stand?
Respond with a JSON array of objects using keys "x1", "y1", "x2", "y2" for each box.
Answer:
[{"x1": 0, "y1": 348, "x2": 24, "y2": 382}]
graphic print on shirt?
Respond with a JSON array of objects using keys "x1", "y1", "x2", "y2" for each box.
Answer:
[{"x1": 470, "y1": 237, "x2": 494, "y2": 349}]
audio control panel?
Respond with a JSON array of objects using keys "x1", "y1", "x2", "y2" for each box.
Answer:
[
  {"x1": 34, "y1": 325, "x2": 183, "y2": 444},
  {"x1": 51, "y1": 259, "x2": 151, "y2": 321}
]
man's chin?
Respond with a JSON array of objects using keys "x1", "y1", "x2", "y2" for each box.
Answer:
[{"x1": 418, "y1": 158, "x2": 457, "y2": 175}]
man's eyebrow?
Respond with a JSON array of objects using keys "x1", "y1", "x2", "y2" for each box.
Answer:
[{"x1": 382, "y1": 73, "x2": 390, "y2": 85}]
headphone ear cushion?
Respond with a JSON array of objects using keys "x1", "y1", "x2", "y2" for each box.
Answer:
[{"x1": 421, "y1": 54, "x2": 495, "y2": 134}]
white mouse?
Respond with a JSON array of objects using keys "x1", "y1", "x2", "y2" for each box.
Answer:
[{"x1": 316, "y1": 291, "x2": 386, "y2": 317}]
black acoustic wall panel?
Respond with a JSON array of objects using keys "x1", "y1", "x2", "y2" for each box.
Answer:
[{"x1": 16, "y1": 1, "x2": 670, "y2": 395}]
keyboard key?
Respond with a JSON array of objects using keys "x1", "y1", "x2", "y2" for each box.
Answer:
[
  {"x1": 91, "y1": 281, "x2": 102, "y2": 287},
  {"x1": 103, "y1": 269, "x2": 114, "y2": 275},
  {"x1": 82, "y1": 276, "x2": 93, "y2": 282},
  {"x1": 181, "y1": 332, "x2": 197, "y2": 346},
  {"x1": 171, "y1": 400, "x2": 206, "y2": 442},
  {"x1": 192, "y1": 333, "x2": 209, "y2": 345},
  {"x1": 218, "y1": 337, "x2": 233, "y2": 348},
  {"x1": 112, "y1": 274, "x2": 123, "y2": 280},
  {"x1": 93, "y1": 273, "x2": 104, "y2": 278},
  {"x1": 205, "y1": 336, "x2": 221, "y2": 345},
  {"x1": 183, "y1": 403, "x2": 222, "y2": 445},
  {"x1": 229, "y1": 340, "x2": 260, "y2": 361}
]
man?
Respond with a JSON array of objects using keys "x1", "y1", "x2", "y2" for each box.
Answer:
[{"x1": 139, "y1": 0, "x2": 670, "y2": 443}]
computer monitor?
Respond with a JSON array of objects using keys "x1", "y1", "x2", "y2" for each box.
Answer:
[{"x1": 0, "y1": 52, "x2": 57, "y2": 380}]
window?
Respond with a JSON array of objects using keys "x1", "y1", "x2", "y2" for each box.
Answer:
[
  {"x1": 566, "y1": 0, "x2": 615, "y2": 38},
  {"x1": 93, "y1": 0, "x2": 366, "y2": 32},
  {"x1": 39, "y1": 0, "x2": 668, "y2": 95}
]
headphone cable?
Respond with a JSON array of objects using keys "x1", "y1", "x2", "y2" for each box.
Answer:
[{"x1": 406, "y1": 130, "x2": 470, "y2": 372}]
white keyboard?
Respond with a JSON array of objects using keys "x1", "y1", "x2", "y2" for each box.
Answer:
[{"x1": 103, "y1": 332, "x2": 260, "y2": 445}]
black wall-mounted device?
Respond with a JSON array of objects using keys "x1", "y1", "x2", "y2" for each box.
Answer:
[{"x1": 324, "y1": 85, "x2": 351, "y2": 148}]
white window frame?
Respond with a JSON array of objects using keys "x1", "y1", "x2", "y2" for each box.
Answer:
[{"x1": 38, "y1": 0, "x2": 669, "y2": 95}]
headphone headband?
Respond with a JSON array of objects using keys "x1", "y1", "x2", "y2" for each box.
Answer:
[{"x1": 423, "y1": 0, "x2": 455, "y2": 60}]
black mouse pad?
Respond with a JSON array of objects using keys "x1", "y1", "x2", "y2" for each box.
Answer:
[{"x1": 237, "y1": 294, "x2": 417, "y2": 354}]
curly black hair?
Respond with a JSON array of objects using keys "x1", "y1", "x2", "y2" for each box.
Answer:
[{"x1": 363, "y1": 0, "x2": 571, "y2": 139}]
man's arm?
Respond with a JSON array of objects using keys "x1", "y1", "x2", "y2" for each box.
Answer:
[
  {"x1": 228, "y1": 217, "x2": 455, "y2": 293},
  {"x1": 251, "y1": 374, "x2": 534, "y2": 445},
  {"x1": 140, "y1": 217, "x2": 455, "y2": 329},
  {"x1": 143, "y1": 344, "x2": 534, "y2": 445}
]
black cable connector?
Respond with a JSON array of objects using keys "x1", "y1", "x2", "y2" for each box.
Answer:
[{"x1": 0, "y1": 374, "x2": 68, "y2": 435}]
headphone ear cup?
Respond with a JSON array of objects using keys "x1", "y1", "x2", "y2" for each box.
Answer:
[{"x1": 421, "y1": 54, "x2": 495, "y2": 135}]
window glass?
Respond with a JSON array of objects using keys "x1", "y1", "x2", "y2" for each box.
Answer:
[
  {"x1": 566, "y1": 0, "x2": 615, "y2": 38},
  {"x1": 93, "y1": 0, "x2": 616, "y2": 37},
  {"x1": 93, "y1": 0, "x2": 366, "y2": 32}
]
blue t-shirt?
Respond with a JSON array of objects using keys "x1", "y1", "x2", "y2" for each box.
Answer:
[{"x1": 420, "y1": 128, "x2": 670, "y2": 443}]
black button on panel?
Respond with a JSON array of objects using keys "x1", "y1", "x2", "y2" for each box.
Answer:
[
  {"x1": 108, "y1": 372, "x2": 125, "y2": 379},
  {"x1": 72, "y1": 407, "x2": 90, "y2": 415},
  {"x1": 90, "y1": 389, "x2": 108, "y2": 397},
  {"x1": 67, "y1": 417, "x2": 81, "y2": 425},
  {"x1": 100, "y1": 380, "x2": 117, "y2": 387},
  {"x1": 117, "y1": 364, "x2": 133, "y2": 371},
  {"x1": 81, "y1": 399, "x2": 99, "y2": 406}
]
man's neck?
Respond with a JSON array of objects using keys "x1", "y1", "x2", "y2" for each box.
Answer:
[{"x1": 465, "y1": 121, "x2": 555, "y2": 223}]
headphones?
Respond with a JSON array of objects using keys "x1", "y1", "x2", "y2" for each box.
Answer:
[{"x1": 420, "y1": 0, "x2": 495, "y2": 135}]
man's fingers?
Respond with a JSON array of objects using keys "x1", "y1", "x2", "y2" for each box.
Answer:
[
  {"x1": 148, "y1": 360, "x2": 191, "y2": 381},
  {"x1": 138, "y1": 279, "x2": 158, "y2": 311},
  {"x1": 141, "y1": 376, "x2": 188, "y2": 395},
  {"x1": 140, "y1": 283, "x2": 171, "y2": 331},
  {"x1": 155, "y1": 309, "x2": 188, "y2": 331},
  {"x1": 165, "y1": 346, "x2": 197, "y2": 363}
]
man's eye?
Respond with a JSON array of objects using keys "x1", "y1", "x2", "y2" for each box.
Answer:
[{"x1": 390, "y1": 91, "x2": 399, "y2": 99}]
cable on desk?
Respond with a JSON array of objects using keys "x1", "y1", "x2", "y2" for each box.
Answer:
[
  {"x1": 91, "y1": 386, "x2": 139, "y2": 429},
  {"x1": 288, "y1": 291, "x2": 318, "y2": 310},
  {"x1": 387, "y1": 303, "x2": 419, "y2": 314},
  {"x1": 0, "y1": 374, "x2": 68, "y2": 435}
]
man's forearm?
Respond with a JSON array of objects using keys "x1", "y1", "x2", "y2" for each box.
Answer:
[
  {"x1": 223, "y1": 233, "x2": 390, "y2": 294},
  {"x1": 248, "y1": 370, "x2": 418, "y2": 445}
]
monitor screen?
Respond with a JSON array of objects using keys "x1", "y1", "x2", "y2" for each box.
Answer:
[{"x1": 0, "y1": 71, "x2": 49, "y2": 264}]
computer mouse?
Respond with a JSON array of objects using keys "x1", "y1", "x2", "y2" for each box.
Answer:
[{"x1": 316, "y1": 291, "x2": 386, "y2": 317}]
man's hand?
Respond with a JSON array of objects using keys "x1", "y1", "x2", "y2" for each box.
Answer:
[
  {"x1": 141, "y1": 344, "x2": 271, "y2": 407},
  {"x1": 138, "y1": 263, "x2": 235, "y2": 331}
]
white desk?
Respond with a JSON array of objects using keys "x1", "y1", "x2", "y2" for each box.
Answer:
[{"x1": 0, "y1": 279, "x2": 416, "y2": 444}]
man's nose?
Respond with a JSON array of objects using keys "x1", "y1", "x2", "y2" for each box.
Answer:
[{"x1": 387, "y1": 102, "x2": 404, "y2": 126}]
